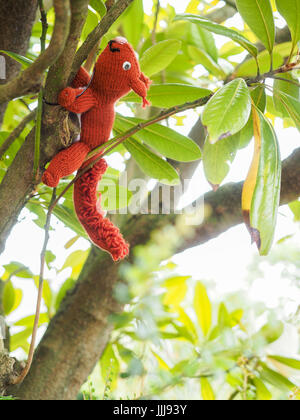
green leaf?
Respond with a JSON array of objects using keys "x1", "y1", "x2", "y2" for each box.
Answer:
[
  {"x1": 289, "y1": 200, "x2": 300, "y2": 221},
  {"x1": 124, "y1": 138, "x2": 180, "y2": 185},
  {"x1": 259, "y1": 362, "x2": 296, "y2": 391},
  {"x1": 163, "y1": 276, "x2": 189, "y2": 307},
  {"x1": 276, "y1": 0, "x2": 300, "y2": 54},
  {"x1": 188, "y1": 23, "x2": 218, "y2": 61},
  {"x1": 122, "y1": 0, "x2": 144, "y2": 49},
  {"x1": 0, "y1": 50, "x2": 34, "y2": 68},
  {"x1": 10, "y1": 328, "x2": 32, "y2": 352},
  {"x1": 236, "y1": 0, "x2": 275, "y2": 53},
  {"x1": 194, "y1": 282, "x2": 212, "y2": 337},
  {"x1": 273, "y1": 74, "x2": 299, "y2": 117},
  {"x1": 115, "y1": 115, "x2": 202, "y2": 162},
  {"x1": 236, "y1": 43, "x2": 291, "y2": 77},
  {"x1": 140, "y1": 40, "x2": 182, "y2": 77},
  {"x1": 268, "y1": 355, "x2": 300, "y2": 370},
  {"x1": 14, "y1": 313, "x2": 49, "y2": 328},
  {"x1": 254, "y1": 320, "x2": 284, "y2": 344},
  {"x1": 203, "y1": 134, "x2": 239, "y2": 187},
  {"x1": 90, "y1": 0, "x2": 106, "y2": 17},
  {"x1": 100, "y1": 343, "x2": 120, "y2": 391},
  {"x1": 218, "y1": 303, "x2": 231, "y2": 330},
  {"x1": 3, "y1": 281, "x2": 15, "y2": 315},
  {"x1": 2, "y1": 261, "x2": 33, "y2": 280},
  {"x1": 188, "y1": 46, "x2": 225, "y2": 78},
  {"x1": 273, "y1": 91, "x2": 300, "y2": 131},
  {"x1": 253, "y1": 377, "x2": 272, "y2": 400},
  {"x1": 10, "y1": 289, "x2": 23, "y2": 313},
  {"x1": 202, "y1": 78, "x2": 251, "y2": 143},
  {"x1": 123, "y1": 83, "x2": 211, "y2": 108},
  {"x1": 174, "y1": 14, "x2": 258, "y2": 57},
  {"x1": 200, "y1": 377, "x2": 215, "y2": 400},
  {"x1": 250, "y1": 109, "x2": 282, "y2": 255},
  {"x1": 60, "y1": 250, "x2": 89, "y2": 278},
  {"x1": 52, "y1": 203, "x2": 88, "y2": 239}
]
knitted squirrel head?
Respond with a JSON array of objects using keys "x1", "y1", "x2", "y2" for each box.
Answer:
[{"x1": 91, "y1": 37, "x2": 151, "y2": 107}]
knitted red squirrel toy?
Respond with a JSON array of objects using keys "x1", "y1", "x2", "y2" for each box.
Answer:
[{"x1": 42, "y1": 37, "x2": 151, "y2": 261}]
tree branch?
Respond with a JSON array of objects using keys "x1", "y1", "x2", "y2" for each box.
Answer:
[
  {"x1": 0, "y1": 0, "x2": 38, "y2": 126},
  {"x1": 0, "y1": 0, "x2": 71, "y2": 105},
  {"x1": 70, "y1": 0, "x2": 135, "y2": 80}
]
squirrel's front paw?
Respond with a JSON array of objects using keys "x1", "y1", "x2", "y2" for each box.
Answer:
[{"x1": 58, "y1": 87, "x2": 76, "y2": 108}]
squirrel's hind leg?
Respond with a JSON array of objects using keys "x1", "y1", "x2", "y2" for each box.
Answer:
[{"x1": 42, "y1": 142, "x2": 90, "y2": 187}]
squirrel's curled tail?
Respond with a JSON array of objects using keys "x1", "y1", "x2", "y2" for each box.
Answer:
[{"x1": 74, "y1": 158, "x2": 129, "y2": 261}]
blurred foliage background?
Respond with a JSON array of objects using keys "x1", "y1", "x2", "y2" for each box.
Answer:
[{"x1": 0, "y1": 0, "x2": 300, "y2": 400}]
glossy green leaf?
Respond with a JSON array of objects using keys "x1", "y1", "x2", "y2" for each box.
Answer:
[
  {"x1": 188, "y1": 23, "x2": 218, "y2": 61},
  {"x1": 273, "y1": 74, "x2": 300, "y2": 117},
  {"x1": 203, "y1": 133, "x2": 239, "y2": 187},
  {"x1": 0, "y1": 50, "x2": 34, "y2": 68},
  {"x1": 259, "y1": 362, "x2": 296, "y2": 391},
  {"x1": 174, "y1": 14, "x2": 258, "y2": 57},
  {"x1": 200, "y1": 377, "x2": 215, "y2": 400},
  {"x1": 276, "y1": 0, "x2": 300, "y2": 53},
  {"x1": 188, "y1": 46, "x2": 225, "y2": 78},
  {"x1": 253, "y1": 377, "x2": 272, "y2": 400},
  {"x1": 268, "y1": 355, "x2": 300, "y2": 370},
  {"x1": 273, "y1": 91, "x2": 300, "y2": 131},
  {"x1": 194, "y1": 281, "x2": 212, "y2": 336},
  {"x1": 122, "y1": 0, "x2": 144, "y2": 49},
  {"x1": 250, "y1": 109, "x2": 281, "y2": 255},
  {"x1": 202, "y1": 78, "x2": 251, "y2": 143},
  {"x1": 123, "y1": 83, "x2": 211, "y2": 108},
  {"x1": 90, "y1": 0, "x2": 106, "y2": 17},
  {"x1": 236, "y1": 49, "x2": 285, "y2": 77},
  {"x1": 140, "y1": 40, "x2": 182, "y2": 77},
  {"x1": 115, "y1": 115, "x2": 202, "y2": 162},
  {"x1": 2, "y1": 261, "x2": 33, "y2": 280},
  {"x1": 124, "y1": 138, "x2": 180, "y2": 185},
  {"x1": 236, "y1": 0, "x2": 275, "y2": 53}
]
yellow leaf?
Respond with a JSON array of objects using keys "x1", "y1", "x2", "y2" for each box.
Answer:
[
  {"x1": 152, "y1": 351, "x2": 170, "y2": 371},
  {"x1": 172, "y1": 115, "x2": 187, "y2": 126},
  {"x1": 201, "y1": 377, "x2": 215, "y2": 400},
  {"x1": 185, "y1": 0, "x2": 200, "y2": 14},
  {"x1": 194, "y1": 282, "x2": 212, "y2": 336}
]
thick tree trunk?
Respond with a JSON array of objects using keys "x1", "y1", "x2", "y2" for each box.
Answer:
[{"x1": 0, "y1": 0, "x2": 38, "y2": 126}]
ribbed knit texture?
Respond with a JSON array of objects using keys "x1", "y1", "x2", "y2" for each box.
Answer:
[{"x1": 42, "y1": 38, "x2": 151, "y2": 261}]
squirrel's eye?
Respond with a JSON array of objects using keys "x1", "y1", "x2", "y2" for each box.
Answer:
[{"x1": 123, "y1": 61, "x2": 131, "y2": 71}]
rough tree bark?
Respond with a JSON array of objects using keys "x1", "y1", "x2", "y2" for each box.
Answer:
[{"x1": 0, "y1": 0, "x2": 38, "y2": 126}]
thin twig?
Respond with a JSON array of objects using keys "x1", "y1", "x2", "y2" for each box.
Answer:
[
  {"x1": 0, "y1": 111, "x2": 35, "y2": 159},
  {"x1": 12, "y1": 188, "x2": 57, "y2": 385},
  {"x1": 151, "y1": 0, "x2": 160, "y2": 45},
  {"x1": 246, "y1": 61, "x2": 300, "y2": 85},
  {"x1": 33, "y1": 0, "x2": 48, "y2": 179},
  {"x1": 270, "y1": 76, "x2": 300, "y2": 88}
]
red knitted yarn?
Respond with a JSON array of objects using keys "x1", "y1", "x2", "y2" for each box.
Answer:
[{"x1": 42, "y1": 38, "x2": 151, "y2": 261}]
